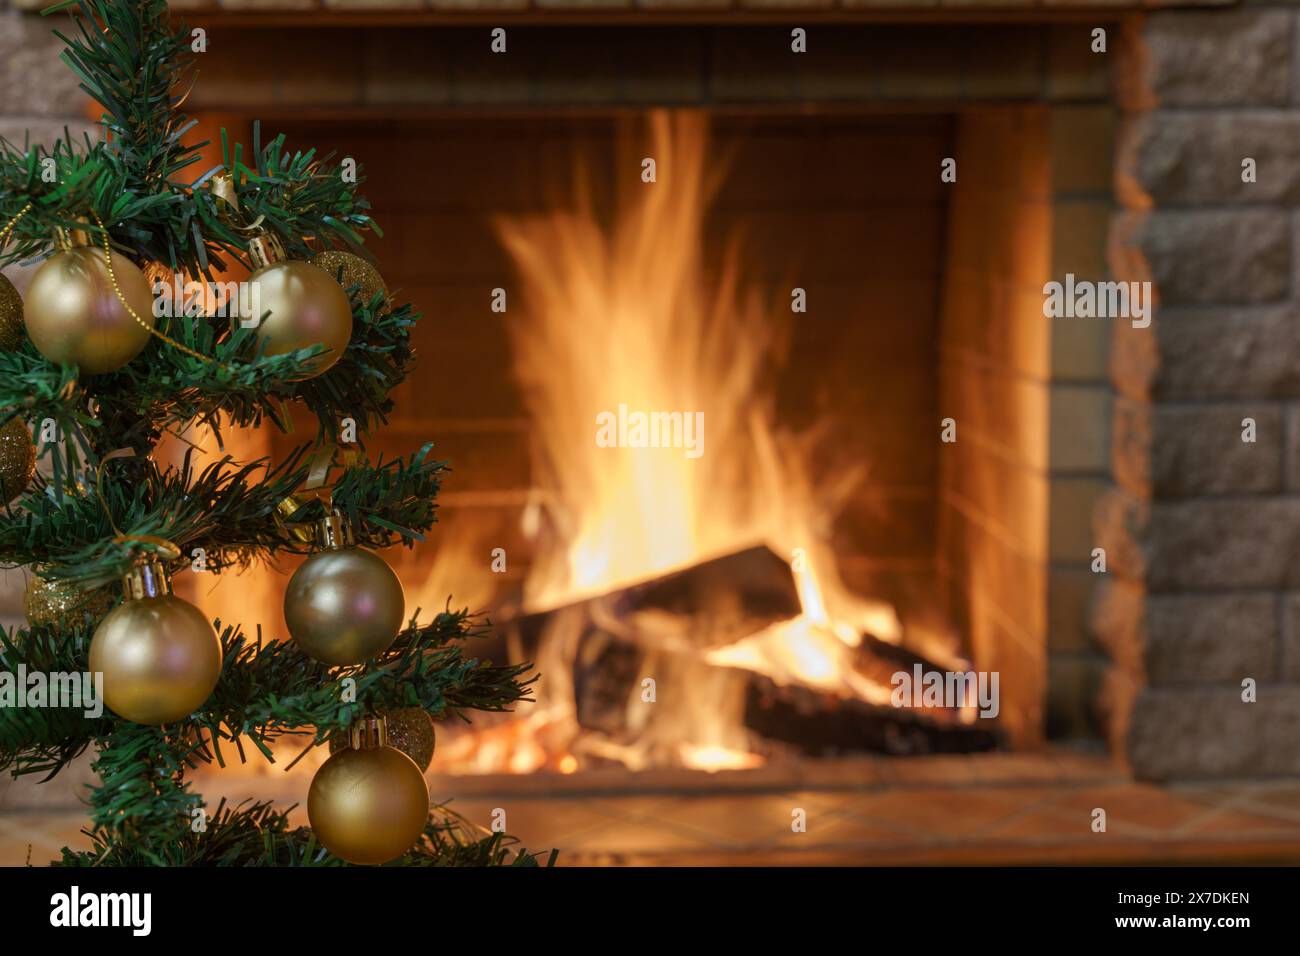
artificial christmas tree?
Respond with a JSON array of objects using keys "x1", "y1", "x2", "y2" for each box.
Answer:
[{"x1": 0, "y1": 0, "x2": 544, "y2": 866}]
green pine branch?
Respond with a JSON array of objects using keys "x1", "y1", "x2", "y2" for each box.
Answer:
[
  {"x1": 54, "y1": 799, "x2": 554, "y2": 867},
  {"x1": 0, "y1": 294, "x2": 419, "y2": 482},
  {"x1": 0, "y1": 0, "x2": 542, "y2": 868},
  {"x1": 0, "y1": 442, "x2": 448, "y2": 584},
  {"x1": 2, "y1": 608, "x2": 535, "y2": 786},
  {"x1": 2, "y1": 2, "x2": 378, "y2": 278}
]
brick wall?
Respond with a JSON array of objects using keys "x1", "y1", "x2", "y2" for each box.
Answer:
[
  {"x1": 185, "y1": 23, "x2": 1113, "y2": 114},
  {"x1": 1103, "y1": 5, "x2": 1300, "y2": 779},
  {"x1": 936, "y1": 98, "x2": 1115, "y2": 749},
  {"x1": 937, "y1": 108, "x2": 1053, "y2": 750},
  {"x1": 269, "y1": 114, "x2": 957, "y2": 624}
]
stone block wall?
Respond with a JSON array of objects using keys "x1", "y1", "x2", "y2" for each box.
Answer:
[{"x1": 1105, "y1": 5, "x2": 1300, "y2": 778}]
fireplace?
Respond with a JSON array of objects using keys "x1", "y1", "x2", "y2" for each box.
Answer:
[
  {"x1": 6, "y1": 0, "x2": 1300, "y2": 867},
  {"x1": 167, "y1": 17, "x2": 1127, "y2": 781}
]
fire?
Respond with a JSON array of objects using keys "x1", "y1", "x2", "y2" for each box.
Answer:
[{"x1": 426, "y1": 111, "x2": 963, "y2": 775}]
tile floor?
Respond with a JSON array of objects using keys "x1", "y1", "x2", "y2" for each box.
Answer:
[
  {"x1": 4, "y1": 754, "x2": 1300, "y2": 866},
  {"x1": 438, "y1": 778, "x2": 1300, "y2": 865}
]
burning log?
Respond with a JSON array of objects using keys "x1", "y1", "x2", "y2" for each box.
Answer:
[
  {"x1": 742, "y1": 677, "x2": 1001, "y2": 757},
  {"x1": 511, "y1": 545, "x2": 801, "y2": 735},
  {"x1": 514, "y1": 544, "x2": 803, "y2": 652},
  {"x1": 504, "y1": 544, "x2": 1000, "y2": 758}
]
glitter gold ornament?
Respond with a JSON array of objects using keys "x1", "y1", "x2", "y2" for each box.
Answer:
[
  {"x1": 89, "y1": 558, "x2": 223, "y2": 725},
  {"x1": 284, "y1": 511, "x2": 404, "y2": 666},
  {"x1": 240, "y1": 233, "x2": 352, "y2": 380},
  {"x1": 24, "y1": 571, "x2": 115, "y2": 627},
  {"x1": 22, "y1": 241, "x2": 155, "y2": 374},
  {"x1": 0, "y1": 272, "x2": 24, "y2": 351},
  {"x1": 330, "y1": 706, "x2": 435, "y2": 772},
  {"x1": 309, "y1": 716, "x2": 429, "y2": 865},
  {"x1": 310, "y1": 250, "x2": 389, "y2": 312},
  {"x1": 0, "y1": 416, "x2": 34, "y2": 503}
]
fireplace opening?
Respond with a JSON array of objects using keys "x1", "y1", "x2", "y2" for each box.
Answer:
[
  {"x1": 175, "y1": 19, "x2": 1117, "y2": 787},
  {"x1": 253, "y1": 103, "x2": 1063, "y2": 776}
]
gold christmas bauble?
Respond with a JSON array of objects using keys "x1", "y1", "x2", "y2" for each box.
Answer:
[
  {"x1": 0, "y1": 417, "x2": 34, "y2": 503},
  {"x1": 310, "y1": 250, "x2": 389, "y2": 312},
  {"x1": 0, "y1": 272, "x2": 24, "y2": 351},
  {"x1": 89, "y1": 592, "x2": 223, "y2": 724},
  {"x1": 330, "y1": 707, "x2": 436, "y2": 772},
  {"x1": 24, "y1": 573, "x2": 115, "y2": 626},
  {"x1": 284, "y1": 547, "x2": 404, "y2": 666},
  {"x1": 241, "y1": 260, "x2": 352, "y2": 380},
  {"x1": 308, "y1": 744, "x2": 429, "y2": 865},
  {"x1": 22, "y1": 247, "x2": 155, "y2": 374}
]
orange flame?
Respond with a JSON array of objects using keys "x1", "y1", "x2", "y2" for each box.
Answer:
[{"x1": 427, "y1": 111, "x2": 959, "y2": 774}]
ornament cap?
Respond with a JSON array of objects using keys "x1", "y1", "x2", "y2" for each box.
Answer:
[
  {"x1": 346, "y1": 716, "x2": 388, "y2": 751},
  {"x1": 247, "y1": 232, "x2": 286, "y2": 269},
  {"x1": 316, "y1": 510, "x2": 355, "y2": 551},
  {"x1": 122, "y1": 559, "x2": 173, "y2": 601}
]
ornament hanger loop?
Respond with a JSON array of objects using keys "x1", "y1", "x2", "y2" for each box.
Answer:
[{"x1": 112, "y1": 534, "x2": 183, "y2": 562}]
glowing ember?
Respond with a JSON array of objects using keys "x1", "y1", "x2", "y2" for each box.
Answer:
[{"x1": 678, "y1": 744, "x2": 766, "y2": 772}]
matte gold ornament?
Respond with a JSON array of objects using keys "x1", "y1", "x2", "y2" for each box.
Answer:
[
  {"x1": 24, "y1": 571, "x2": 115, "y2": 626},
  {"x1": 330, "y1": 706, "x2": 435, "y2": 772},
  {"x1": 23, "y1": 246, "x2": 155, "y2": 374},
  {"x1": 284, "y1": 512, "x2": 404, "y2": 666},
  {"x1": 89, "y1": 559, "x2": 223, "y2": 725},
  {"x1": 310, "y1": 250, "x2": 389, "y2": 312},
  {"x1": 0, "y1": 417, "x2": 34, "y2": 503},
  {"x1": 0, "y1": 272, "x2": 24, "y2": 351},
  {"x1": 240, "y1": 234, "x2": 352, "y2": 380},
  {"x1": 309, "y1": 716, "x2": 429, "y2": 865}
]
